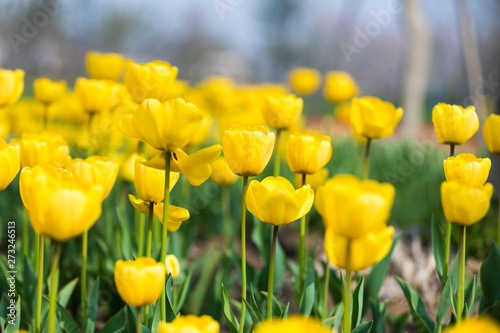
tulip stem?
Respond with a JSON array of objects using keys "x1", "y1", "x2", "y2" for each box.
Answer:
[
  {"x1": 143, "y1": 202, "x2": 155, "y2": 326},
  {"x1": 299, "y1": 173, "x2": 307, "y2": 292},
  {"x1": 363, "y1": 138, "x2": 372, "y2": 179},
  {"x1": 496, "y1": 196, "x2": 500, "y2": 246},
  {"x1": 267, "y1": 225, "x2": 279, "y2": 320},
  {"x1": 273, "y1": 129, "x2": 282, "y2": 177},
  {"x1": 136, "y1": 209, "x2": 145, "y2": 257},
  {"x1": 81, "y1": 230, "x2": 88, "y2": 323},
  {"x1": 322, "y1": 260, "x2": 331, "y2": 320},
  {"x1": 23, "y1": 208, "x2": 29, "y2": 256},
  {"x1": 239, "y1": 176, "x2": 249, "y2": 333},
  {"x1": 442, "y1": 221, "x2": 452, "y2": 289},
  {"x1": 222, "y1": 186, "x2": 232, "y2": 252},
  {"x1": 35, "y1": 235, "x2": 44, "y2": 333},
  {"x1": 136, "y1": 307, "x2": 142, "y2": 333},
  {"x1": 48, "y1": 242, "x2": 61, "y2": 333},
  {"x1": 457, "y1": 225, "x2": 466, "y2": 323},
  {"x1": 160, "y1": 151, "x2": 172, "y2": 321},
  {"x1": 343, "y1": 240, "x2": 352, "y2": 333},
  {"x1": 450, "y1": 144, "x2": 455, "y2": 157}
]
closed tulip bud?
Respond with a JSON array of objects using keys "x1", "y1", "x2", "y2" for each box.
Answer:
[
  {"x1": 17, "y1": 132, "x2": 70, "y2": 168},
  {"x1": 0, "y1": 69, "x2": 24, "y2": 107},
  {"x1": 134, "y1": 157, "x2": 179, "y2": 202},
  {"x1": 124, "y1": 60, "x2": 178, "y2": 104},
  {"x1": 432, "y1": 103, "x2": 479, "y2": 145},
  {"x1": 86, "y1": 51, "x2": 127, "y2": 81},
  {"x1": 324, "y1": 226, "x2": 394, "y2": 271},
  {"x1": 350, "y1": 96, "x2": 403, "y2": 139},
  {"x1": 294, "y1": 168, "x2": 329, "y2": 191},
  {"x1": 0, "y1": 138, "x2": 20, "y2": 191},
  {"x1": 315, "y1": 175, "x2": 395, "y2": 238},
  {"x1": 444, "y1": 316, "x2": 500, "y2": 333},
  {"x1": 263, "y1": 94, "x2": 303, "y2": 130},
  {"x1": 114, "y1": 257, "x2": 166, "y2": 307},
  {"x1": 20, "y1": 165, "x2": 104, "y2": 242},
  {"x1": 323, "y1": 71, "x2": 357, "y2": 103},
  {"x1": 441, "y1": 181, "x2": 493, "y2": 226},
  {"x1": 255, "y1": 316, "x2": 332, "y2": 333},
  {"x1": 118, "y1": 98, "x2": 203, "y2": 152},
  {"x1": 287, "y1": 67, "x2": 322, "y2": 96},
  {"x1": 211, "y1": 156, "x2": 237, "y2": 186},
  {"x1": 75, "y1": 77, "x2": 114, "y2": 113},
  {"x1": 33, "y1": 77, "x2": 66, "y2": 104},
  {"x1": 246, "y1": 176, "x2": 314, "y2": 226},
  {"x1": 68, "y1": 156, "x2": 119, "y2": 200},
  {"x1": 158, "y1": 315, "x2": 220, "y2": 333},
  {"x1": 222, "y1": 125, "x2": 275, "y2": 177},
  {"x1": 483, "y1": 114, "x2": 500, "y2": 155},
  {"x1": 164, "y1": 254, "x2": 180, "y2": 279},
  {"x1": 443, "y1": 154, "x2": 491, "y2": 186},
  {"x1": 286, "y1": 131, "x2": 332, "y2": 174}
]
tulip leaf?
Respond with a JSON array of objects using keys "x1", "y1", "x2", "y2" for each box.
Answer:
[
  {"x1": 387, "y1": 312, "x2": 409, "y2": 333},
  {"x1": 281, "y1": 302, "x2": 290, "y2": 318},
  {"x1": 175, "y1": 270, "x2": 192, "y2": 313},
  {"x1": 116, "y1": 207, "x2": 133, "y2": 259},
  {"x1": 333, "y1": 303, "x2": 344, "y2": 331},
  {"x1": 222, "y1": 284, "x2": 239, "y2": 333},
  {"x1": 259, "y1": 291, "x2": 285, "y2": 317},
  {"x1": 22, "y1": 256, "x2": 37, "y2": 321},
  {"x1": 249, "y1": 285, "x2": 263, "y2": 322},
  {"x1": 431, "y1": 217, "x2": 445, "y2": 279},
  {"x1": 351, "y1": 277, "x2": 365, "y2": 328},
  {"x1": 480, "y1": 242, "x2": 500, "y2": 310},
  {"x1": 242, "y1": 298, "x2": 259, "y2": 326},
  {"x1": 56, "y1": 300, "x2": 80, "y2": 333},
  {"x1": 322, "y1": 316, "x2": 335, "y2": 328},
  {"x1": 4, "y1": 296, "x2": 21, "y2": 333},
  {"x1": 369, "y1": 299, "x2": 388, "y2": 333},
  {"x1": 151, "y1": 304, "x2": 161, "y2": 333},
  {"x1": 164, "y1": 276, "x2": 177, "y2": 322},
  {"x1": 436, "y1": 278, "x2": 452, "y2": 325},
  {"x1": 465, "y1": 275, "x2": 477, "y2": 316},
  {"x1": 450, "y1": 253, "x2": 459, "y2": 293},
  {"x1": 58, "y1": 278, "x2": 79, "y2": 309},
  {"x1": 99, "y1": 306, "x2": 127, "y2": 333},
  {"x1": 298, "y1": 261, "x2": 315, "y2": 316},
  {"x1": 352, "y1": 320, "x2": 373, "y2": 333},
  {"x1": 396, "y1": 277, "x2": 435, "y2": 333},
  {"x1": 83, "y1": 277, "x2": 100, "y2": 333},
  {"x1": 483, "y1": 300, "x2": 500, "y2": 322}
]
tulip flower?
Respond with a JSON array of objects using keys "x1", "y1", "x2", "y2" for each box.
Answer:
[
  {"x1": 86, "y1": 51, "x2": 127, "y2": 81},
  {"x1": 286, "y1": 131, "x2": 332, "y2": 175},
  {"x1": 432, "y1": 103, "x2": 479, "y2": 150},
  {"x1": 443, "y1": 154, "x2": 491, "y2": 186},
  {"x1": 0, "y1": 138, "x2": 20, "y2": 192},
  {"x1": 133, "y1": 156, "x2": 179, "y2": 203},
  {"x1": 211, "y1": 156, "x2": 237, "y2": 187},
  {"x1": 33, "y1": 77, "x2": 66, "y2": 128},
  {"x1": 158, "y1": 315, "x2": 220, "y2": 333},
  {"x1": 17, "y1": 132, "x2": 70, "y2": 168},
  {"x1": 483, "y1": 114, "x2": 500, "y2": 155},
  {"x1": 323, "y1": 71, "x2": 357, "y2": 103},
  {"x1": 263, "y1": 94, "x2": 303, "y2": 131},
  {"x1": 444, "y1": 316, "x2": 500, "y2": 333},
  {"x1": 0, "y1": 68, "x2": 24, "y2": 107},
  {"x1": 164, "y1": 254, "x2": 181, "y2": 279},
  {"x1": 255, "y1": 316, "x2": 332, "y2": 333},
  {"x1": 123, "y1": 60, "x2": 178, "y2": 104},
  {"x1": 287, "y1": 67, "x2": 322, "y2": 96},
  {"x1": 75, "y1": 77, "x2": 114, "y2": 113}
]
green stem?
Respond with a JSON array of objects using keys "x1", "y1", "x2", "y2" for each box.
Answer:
[
  {"x1": 322, "y1": 260, "x2": 331, "y2": 320},
  {"x1": 363, "y1": 138, "x2": 372, "y2": 179},
  {"x1": 239, "y1": 176, "x2": 249, "y2": 333},
  {"x1": 273, "y1": 129, "x2": 282, "y2": 177},
  {"x1": 143, "y1": 202, "x2": 154, "y2": 326},
  {"x1": 160, "y1": 151, "x2": 172, "y2": 321},
  {"x1": 457, "y1": 225, "x2": 466, "y2": 323},
  {"x1": 35, "y1": 235, "x2": 44, "y2": 333},
  {"x1": 267, "y1": 226, "x2": 279, "y2": 319},
  {"x1": 23, "y1": 208, "x2": 29, "y2": 256},
  {"x1": 136, "y1": 209, "x2": 145, "y2": 257},
  {"x1": 450, "y1": 144, "x2": 455, "y2": 157},
  {"x1": 343, "y1": 240, "x2": 352, "y2": 333},
  {"x1": 48, "y1": 242, "x2": 61, "y2": 333},
  {"x1": 299, "y1": 173, "x2": 307, "y2": 291},
  {"x1": 436, "y1": 323, "x2": 443, "y2": 333},
  {"x1": 442, "y1": 221, "x2": 452, "y2": 289},
  {"x1": 81, "y1": 230, "x2": 88, "y2": 323},
  {"x1": 496, "y1": 196, "x2": 500, "y2": 246},
  {"x1": 136, "y1": 307, "x2": 142, "y2": 333},
  {"x1": 222, "y1": 186, "x2": 232, "y2": 252}
]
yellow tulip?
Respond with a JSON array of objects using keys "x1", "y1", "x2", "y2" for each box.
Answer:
[
  {"x1": 86, "y1": 51, "x2": 127, "y2": 81},
  {"x1": 17, "y1": 132, "x2": 70, "y2": 168},
  {"x1": 222, "y1": 125, "x2": 275, "y2": 177},
  {"x1": 123, "y1": 60, "x2": 178, "y2": 104},
  {"x1": 0, "y1": 68, "x2": 24, "y2": 107},
  {"x1": 133, "y1": 157, "x2": 179, "y2": 202},
  {"x1": 33, "y1": 77, "x2": 66, "y2": 104},
  {"x1": 432, "y1": 103, "x2": 479, "y2": 145},
  {"x1": 444, "y1": 316, "x2": 500, "y2": 333},
  {"x1": 211, "y1": 156, "x2": 237, "y2": 186},
  {"x1": 114, "y1": 257, "x2": 166, "y2": 307},
  {"x1": 19, "y1": 165, "x2": 104, "y2": 242},
  {"x1": 263, "y1": 94, "x2": 303, "y2": 130},
  {"x1": 164, "y1": 254, "x2": 180, "y2": 279},
  {"x1": 324, "y1": 226, "x2": 394, "y2": 271},
  {"x1": 75, "y1": 77, "x2": 114, "y2": 113},
  {"x1": 157, "y1": 315, "x2": 220, "y2": 333},
  {"x1": 118, "y1": 98, "x2": 203, "y2": 152},
  {"x1": 294, "y1": 168, "x2": 329, "y2": 191},
  {"x1": 0, "y1": 138, "x2": 20, "y2": 191},
  {"x1": 287, "y1": 67, "x2": 321, "y2": 96},
  {"x1": 350, "y1": 96, "x2": 403, "y2": 139},
  {"x1": 315, "y1": 174, "x2": 395, "y2": 238},
  {"x1": 68, "y1": 156, "x2": 119, "y2": 200},
  {"x1": 443, "y1": 154, "x2": 491, "y2": 186},
  {"x1": 128, "y1": 195, "x2": 189, "y2": 232},
  {"x1": 441, "y1": 181, "x2": 493, "y2": 226},
  {"x1": 483, "y1": 114, "x2": 500, "y2": 154},
  {"x1": 246, "y1": 176, "x2": 314, "y2": 226},
  {"x1": 286, "y1": 131, "x2": 332, "y2": 174},
  {"x1": 255, "y1": 316, "x2": 332, "y2": 333},
  {"x1": 323, "y1": 71, "x2": 357, "y2": 103}
]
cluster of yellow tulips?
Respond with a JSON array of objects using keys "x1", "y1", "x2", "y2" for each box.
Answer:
[{"x1": 0, "y1": 52, "x2": 499, "y2": 333}]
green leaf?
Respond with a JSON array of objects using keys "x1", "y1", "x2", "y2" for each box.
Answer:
[
  {"x1": 352, "y1": 321, "x2": 373, "y2": 333},
  {"x1": 387, "y1": 312, "x2": 409, "y2": 333},
  {"x1": 436, "y1": 278, "x2": 452, "y2": 325},
  {"x1": 431, "y1": 217, "x2": 445, "y2": 279},
  {"x1": 222, "y1": 284, "x2": 239, "y2": 333},
  {"x1": 4, "y1": 296, "x2": 21, "y2": 333},
  {"x1": 450, "y1": 253, "x2": 459, "y2": 293},
  {"x1": 174, "y1": 271, "x2": 192, "y2": 313},
  {"x1": 369, "y1": 299, "x2": 387, "y2": 333},
  {"x1": 164, "y1": 276, "x2": 177, "y2": 322},
  {"x1": 58, "y1": 278, "x2": 79, "y2": 309},
  {"x1": 465, "y1": 275, "x2": 477, "y2": 316},
  {"x1": 249, "y1": 285, "x2": 263, "y2": 322},
  {"x1": 259, "y1": 291, "x2": 284, "y2": 317},
  {"x1": 328, "y1": 267, "x2": 343, "y2": 304},
  {"x1": 56, "y1": 301, "x2": 80, "y2": 333},
  {"x1": 116, "y1": 207, "x2": 133, "y2": 259},
  {"x1": 483, "y1": 300, "x2": 500, "y2": 322},
  {"x1": 281, "y1": 303, "x2": 289, "y2": 318},
  {"x1": 396, "y1": 277, "x2": 435, "y2": 333},
  {"x1": 99, "y1": 307, "x2": 127, "y2": 333},
  {"x1": 22, "y1": 256, "x2": 37, "y2": 322},
  {"x1": 151, "y1": 304, "x2": 161, "y2": 333},
  {"x1": 352, "y1": 277, "x2": 365, "y2": 328},
  {"x1": 333, "y1": 303, "x2": 344, "y2": 331},
  {"x1": 480, "y1": 243, "x2": 500, "y2": 309},
  {"x1": 242, "y1": 298, "x2": 259, "y2": 326},
  {"x1": 83, "y1": 277, "x2": 100, "y2": 333},
  {"x1": 298, "y1": 261, "x2": 315, "y2": 316}
]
